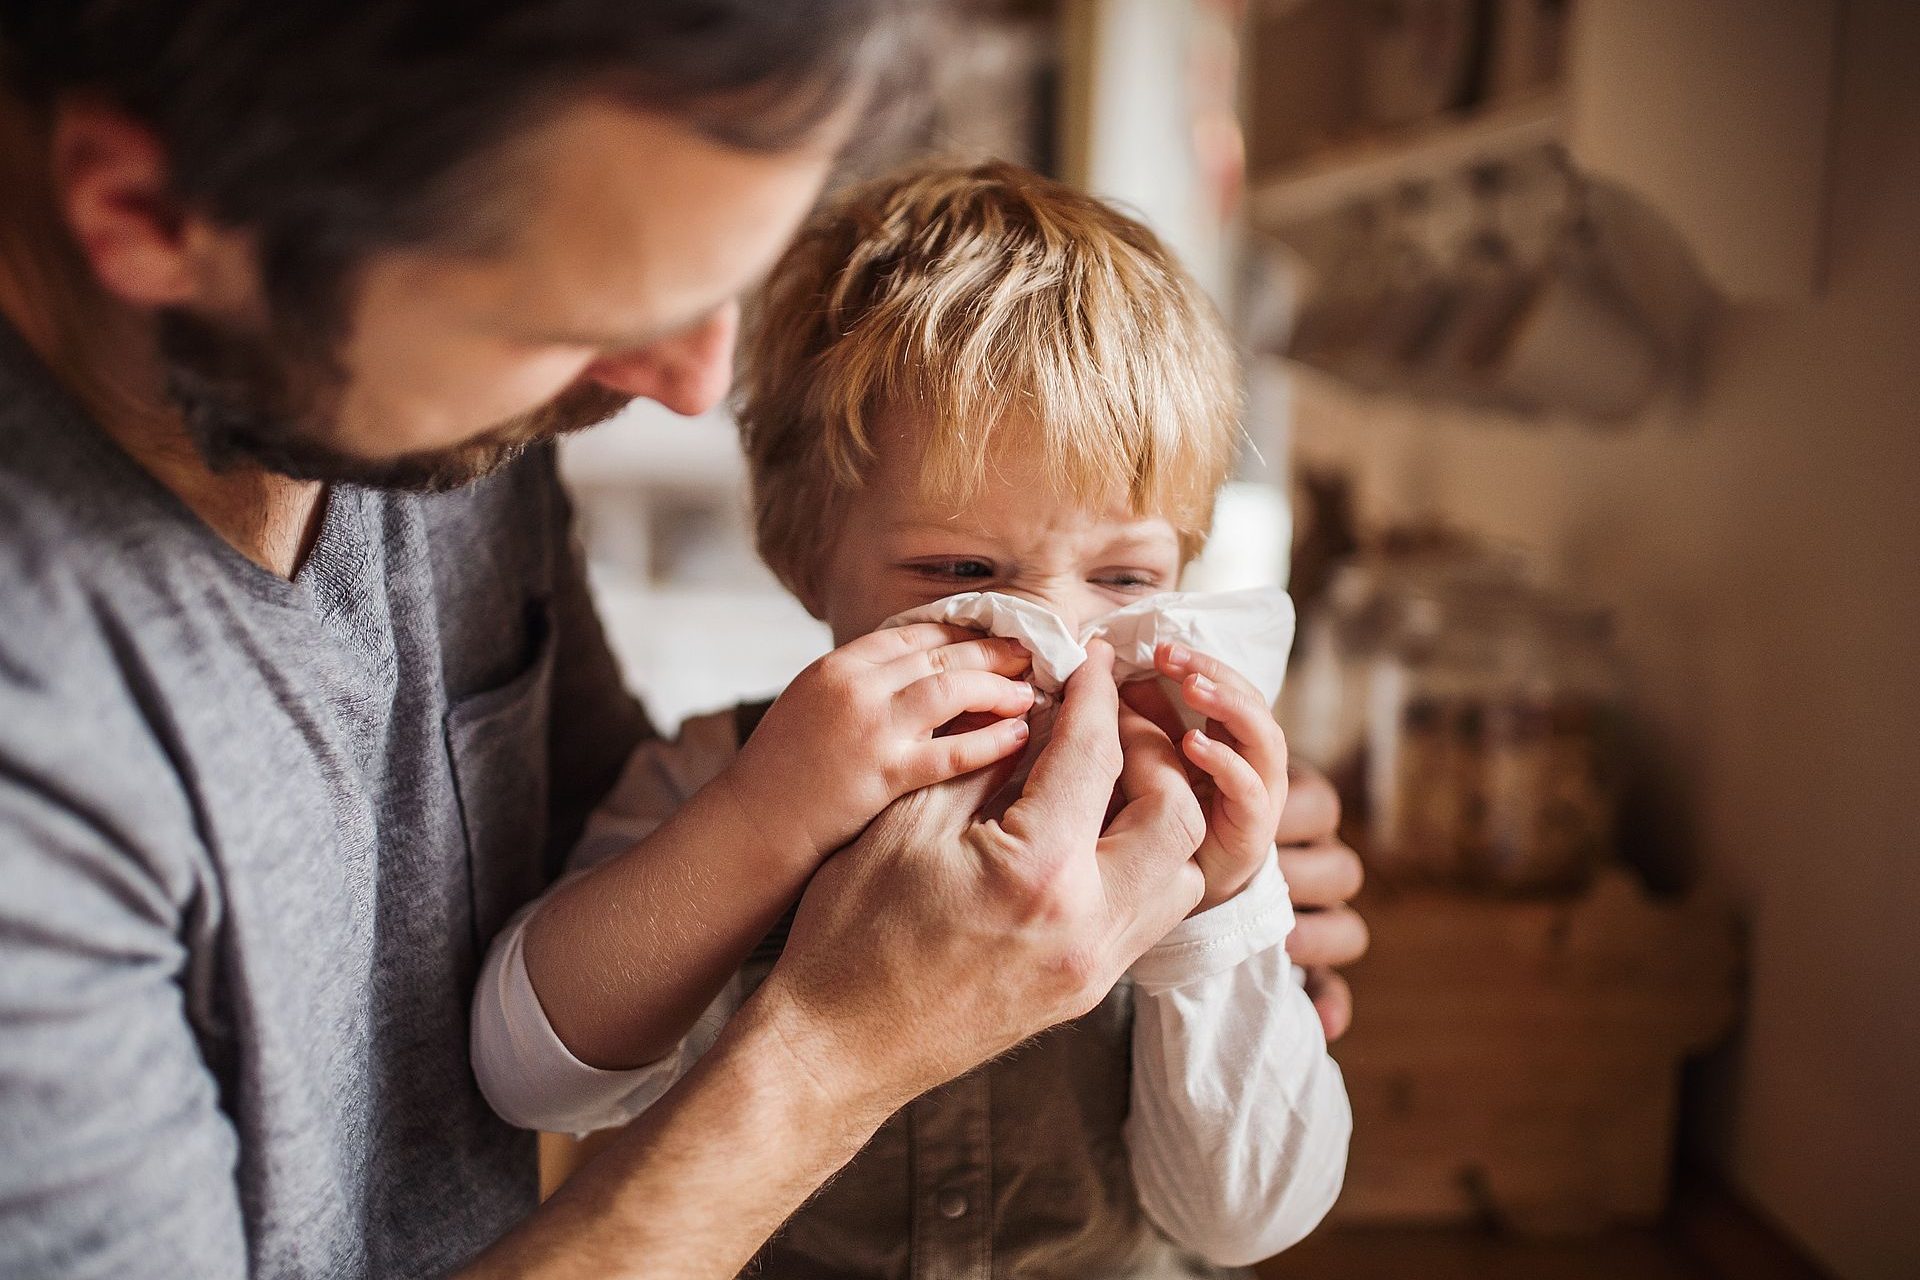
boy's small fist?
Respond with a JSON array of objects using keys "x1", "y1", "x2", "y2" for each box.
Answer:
[{"x1": 722, "y1": 624, "x2": 1038, "y2": 861}]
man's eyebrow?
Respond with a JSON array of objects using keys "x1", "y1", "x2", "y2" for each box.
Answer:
[{"x1": 526, "y1": 304, "x2": 719, "y2": 350}]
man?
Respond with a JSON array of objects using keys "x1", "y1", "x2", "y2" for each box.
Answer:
[{"x1": 0, "y1": 4, "x2": 1368, "y2": 1276}]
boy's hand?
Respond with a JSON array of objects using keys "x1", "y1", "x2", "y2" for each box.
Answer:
[
  {"x1": 720, "y1": 623, "x2": 1037, "y2": 861},
  {"x1": 1126, "y1": 643, "x2": 1289, "y2": 912}
]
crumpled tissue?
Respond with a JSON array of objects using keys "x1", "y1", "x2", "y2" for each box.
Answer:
[
  {"x1": 882, "y1": 587, "x2": 1295, "y2": 714},
  {"x1": 888, "y1": 588, "x2": 1303, "y2": 981}
]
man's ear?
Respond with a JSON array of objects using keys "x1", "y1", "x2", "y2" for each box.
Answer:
[{"x1": 50, "y1": 99, "x2": 202, "y2": 309}]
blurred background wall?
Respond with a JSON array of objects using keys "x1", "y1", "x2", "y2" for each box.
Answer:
[{"x1": 1279, "y1": 5, "x2": 1919, "y2": 1274}]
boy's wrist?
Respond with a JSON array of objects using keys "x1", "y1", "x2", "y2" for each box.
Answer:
[
  {"x1": 1196, "y1": 855, "x2": 1265, "y2": 913},
  {"x1": 707, "y1": 754, "x2": 831, "y2": 872}
]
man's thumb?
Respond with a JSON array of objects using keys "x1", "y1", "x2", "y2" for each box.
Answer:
[{"x1": 939, "y1": 739, "x2": 1031, "y2": 826}]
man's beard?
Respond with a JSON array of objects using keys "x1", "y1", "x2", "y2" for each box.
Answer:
[{"x1": 157, "y1": 308, "x2": 634, "y2": 492}]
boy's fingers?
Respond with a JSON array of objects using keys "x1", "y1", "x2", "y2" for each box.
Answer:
[
  {"x1": 1000, "y1": 642, "x2": 1123, "y2": 852},
  {"x1": 889, "y1": 633, "x2": 1034, "y2": 683},
  {"x1": 910, "y1": 716, "x2": 1032, "y2": 788},
  {"x1": 899, "y1": 670, "x2": 1035, "y2": 729},
  {"x1": 1183, "y1": 729, "x2": 1268, "y2": 835},
  {"x1": 1178, "y1": 671, "x2": 1287, "y2": 785},
  {"x1": 1156, "y1": 643, "x2": 1266, "y2": 701},
  {"x1": 859, "y1": 621, "x2": 983, "y2": 659},
  {"x1": 1158, "y1": 644, "x2": 1280, "y2": 752}
]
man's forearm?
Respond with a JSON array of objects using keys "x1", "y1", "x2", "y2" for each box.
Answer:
[{"x1": 461, "y1": 989, "x2": 888, "y2": 1279}]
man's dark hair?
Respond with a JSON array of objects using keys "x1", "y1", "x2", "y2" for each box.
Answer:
[{"x1": 1, "y1": 0, "x2": 914, "y2": 334}]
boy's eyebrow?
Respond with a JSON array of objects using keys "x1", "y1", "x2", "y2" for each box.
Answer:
[
  {"x1": 890, "y1": 519, "x2": 982, "y2": 534},
  {"x1": 1087, "y1": 525, "x2": 1185, "y2": 556},
  {"x1": 887, "y1": 519, "x2": 1178, "y2": 556},
  {"x1": 1099, "y1": 528, "x2": 1177, "y2": 549}
]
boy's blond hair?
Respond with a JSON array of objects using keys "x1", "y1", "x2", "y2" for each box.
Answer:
[{"x1": 735, "y1": 159, "x2": 1244, "y2": 607}]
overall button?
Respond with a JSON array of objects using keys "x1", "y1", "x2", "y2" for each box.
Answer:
[{"x1": 936, "y1": 1188, "x2": 969, "y2": 1219}]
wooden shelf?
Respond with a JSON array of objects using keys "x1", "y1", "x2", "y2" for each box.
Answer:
[
  {"x1": 1250, "y1": 94, "x2": 1565, "y2": 230},
  {"x1": 1242, "y1": 2, "x2": 1836, "y2": 299}
]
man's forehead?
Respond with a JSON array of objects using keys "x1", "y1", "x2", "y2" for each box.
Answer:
[{"x1": 464, "y1": 99, "x2": 834, "y2": 337}]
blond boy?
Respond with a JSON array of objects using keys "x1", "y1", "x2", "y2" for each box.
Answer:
[{"x1": 473, "y1": 160, "x2": 1350, "y2": 1276}]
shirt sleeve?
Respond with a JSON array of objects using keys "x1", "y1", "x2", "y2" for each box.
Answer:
[
  {"x1": 1125, "y1": 852, "x2": 1353, "y2": 1267},
  {"x1": 470, "y1": 708, "x2": 747, "y2": 1133},
  {"x1": 471, "y1": 899, "x2": 743, "y2": 1134},
  {"x1": 0, "y1": 681, "x2": 247, "y2": 1276}
]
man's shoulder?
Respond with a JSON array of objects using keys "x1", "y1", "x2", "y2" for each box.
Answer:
[
  {"x1": 0, "y1": 415, "x2": 127, "y2": 660},
  {"x1": 0, "y1": 407, "x2": 205, "y2": 902},
  {"x1": 0, "y1": 344, "x2": 188, "y2": 590},
  {"x1": 0, "y1": 409, "x2": 190, "y2": 686}
]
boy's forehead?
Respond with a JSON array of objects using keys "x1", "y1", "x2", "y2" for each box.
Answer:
[
  {"x1": 884, "y1": 472, "x2": 1176, "y2": 549},
  {"x1": 868, "y1": 413, "x2": 1082, "y2": 496},
  {"x1": 862, "y1": 407, "x2": 1184, "y2": 550}
]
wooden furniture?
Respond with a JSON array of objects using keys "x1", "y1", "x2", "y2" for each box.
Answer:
[{"x1": 1327, "y1": 868, "x2": 1740, "y2": 1235}]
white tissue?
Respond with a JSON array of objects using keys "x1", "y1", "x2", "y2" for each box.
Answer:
[{"x1": 882, "y1": 587, "x2": 1296, "y2": 707}]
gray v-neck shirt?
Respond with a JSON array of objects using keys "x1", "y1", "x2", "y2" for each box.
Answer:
[{"x1": 0, "y1": 323, "x2": 651, "y2": 1277}]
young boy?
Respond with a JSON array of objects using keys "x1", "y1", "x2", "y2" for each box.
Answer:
[{"x1": 472, "y1": 160, "x2": 1350, "y2": 1277}]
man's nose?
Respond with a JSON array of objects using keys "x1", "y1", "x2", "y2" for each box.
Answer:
[{"x1": 582, "y1": 302, "x2": 739, "y2": 416}]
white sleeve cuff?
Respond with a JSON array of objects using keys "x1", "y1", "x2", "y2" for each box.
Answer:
[
  {"x1": 469, "y1": 900, "x2": 738, "y2": 1134},
  {"x1": 1128, "y1": 849, "x2": 1294, "y2": 995}
]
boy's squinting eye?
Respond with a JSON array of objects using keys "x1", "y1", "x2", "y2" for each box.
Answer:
[
  {"x1": 1094, "y1": 569, "x2": 1165, "y2": 593},
  {"x1": 906, "y1": 557, "x2": 997, "y2": 582}
]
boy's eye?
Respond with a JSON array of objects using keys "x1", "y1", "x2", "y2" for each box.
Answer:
[
  {"x1": 1094, "y1": 570, "x2": 1163, "y2": 592},
  {"x1": 908, "y1": 558, "x2": 997, "y2": 581}
]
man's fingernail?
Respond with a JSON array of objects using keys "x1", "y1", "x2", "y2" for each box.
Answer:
[
  {"x1": 1191, "y1": 674, "x2": 1214, "y2": 696},
  {"x1": 1168, "y1": 644, "x2": 1191, "y2": 665},
  {"x1": 1011, "y1": 718, "x2": 1030, "y2": 739}
]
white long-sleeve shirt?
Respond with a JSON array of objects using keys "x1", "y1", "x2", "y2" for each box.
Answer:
[{"x1": 471, "y1": 708, "x2": 1350, "y2": 1267}]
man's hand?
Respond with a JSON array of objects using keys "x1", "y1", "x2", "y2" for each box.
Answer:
[
  {"x1": 719, "y1": 623, "x2": 1037, "y2": 861},
  {"x1": 750, "y1": 640, "x2": 1208, "y2": 1113},
  {"x1": 1275, "y1": 763, "x2": 1369, "y2": 1041}
]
